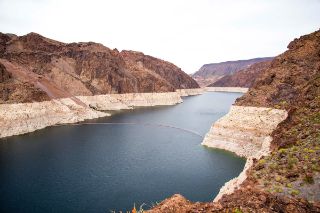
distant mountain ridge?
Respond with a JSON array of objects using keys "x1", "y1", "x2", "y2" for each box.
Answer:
[
  {"x1": 209, "y1": 60, "x2": 272, "y2": 87},
  {"x1": 193, "y1": 57, "x2": 273, "y2": 87}
]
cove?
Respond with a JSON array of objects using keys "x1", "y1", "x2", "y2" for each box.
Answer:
[{"x1": 0, "y1": 92, "x2": 245, "y2": 212}]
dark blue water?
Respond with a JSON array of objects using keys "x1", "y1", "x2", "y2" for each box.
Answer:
[{"x1": 0, "y1": 92, "x2": 245, "y2": 212}]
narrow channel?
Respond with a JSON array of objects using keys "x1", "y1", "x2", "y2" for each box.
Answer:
[{"x1": 0, "y1": 92, "x2": 245, "y2": 212}]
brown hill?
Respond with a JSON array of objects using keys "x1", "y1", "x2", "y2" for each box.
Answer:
[
  {"x1": 0, "y1": 32, "x2": 199, "y2": 104},
  {"x1": 209, "y1": 60, "x2": 272, "y2": 87},
  {"x1": 150, "y1": 29, "x2": 320, "y2": 212},
  {"x1": 193, "y1": 57, "x2": 273, "y2": 87}
]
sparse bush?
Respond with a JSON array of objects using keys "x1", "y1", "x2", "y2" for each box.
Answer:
[
  {"x1": 304, "y1": 174, "x2": 314, "y2": 184},
  {"x1": 290, "y1": 189, "x2": 300, "y2": 196},
  {"x1": 286, "y1": 183, "x2": 293, "y2": 188},
  {"x1": 233, "y1": 208, "x2": 243, "y2": 213}
]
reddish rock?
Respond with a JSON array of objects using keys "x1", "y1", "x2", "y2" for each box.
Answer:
[{"x1": 0, "y1": 32, "x2": 199, "y2": 103}]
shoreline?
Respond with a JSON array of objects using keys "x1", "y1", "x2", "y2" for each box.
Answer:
[
  {"x1": 0, "y1": 86, "x2": 284, "y2": 208},
  {"x1": 0, "y1": 88, "x2": 249, "y2": 139},
  {"x1": 0, "y1": 92, "x2": 182, "y2": 138},
  {"x1": 201, "y1": 105, "x2": 288, "y2": 201},
  {"x1": 205, "y1": 87, "x2": 249, "y2": 93}
]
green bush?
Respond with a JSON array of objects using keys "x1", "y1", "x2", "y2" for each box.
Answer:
[{"x1": 290, "y1": 189, "x2": 300, "y2": 196}]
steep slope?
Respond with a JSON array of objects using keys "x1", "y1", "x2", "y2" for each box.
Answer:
[
  {"x1": 150, "y1": 29, "x2": 320, "y2": 212},
  {"x1": 0, "y1": 32, "x2": 199, "y2": 104},
  {"x1": 235, "y1": 29, "x2": 320, "y2": 203},
  {"x1": 193, "y1": 57, "x2": 273, "y2": 87},
  {"x1": 209, "y1": 60, "x2": 272, "y2": 87},
  {"x1": 120, "y1": 50, "x2": 199, "y2": 92}
]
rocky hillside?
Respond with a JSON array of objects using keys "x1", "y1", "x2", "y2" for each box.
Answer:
[
  {"x1": 150, "y1": 29, "x2": 320, "y2": 212},
  {"x1": 209, "y1": 60, "x2": 272, "y2": 87},
  {"x1": 120, "y1": 50, "x2": 198, "y2": 92},
  {"x1": 0, "y1": 32, "x2": 199, "y2": 104},
  {"x1": 193, "y1": 57, "x2": 273, "y2": 87}
]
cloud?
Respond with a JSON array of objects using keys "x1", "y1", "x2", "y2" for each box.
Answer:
[{"x1": 0, "y1": 0, "x2": 319, "y2": 73}]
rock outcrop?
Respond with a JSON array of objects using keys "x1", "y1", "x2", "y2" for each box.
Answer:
[
  {"x1": 0, "y1": 32, "x2": 199, "y2": 104},
  {"x1": 209, "y1": 61, "x2": 272, "y2": 88},
  {"x1": 192, "y1": 57, "x2": 273, "y2": 87}
]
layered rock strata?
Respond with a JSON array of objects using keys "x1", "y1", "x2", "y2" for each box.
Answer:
[{"x1": 202, "y1": 106, "x2": 287, "y2": 201}]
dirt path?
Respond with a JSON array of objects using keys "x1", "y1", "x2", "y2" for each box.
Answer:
[{"x1": 0, "y1": 59, "x2": 87, "y2": 107}]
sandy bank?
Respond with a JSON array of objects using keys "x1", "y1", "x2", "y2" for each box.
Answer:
[
  {"x1": 0, "y1": 91, "x2": 188, "y2": 138},
  {"x1": 202, "y1": 105, "x2": 287, "y2": 201},
  {"x1": 206, "y1": 87, "x2": 249, "y2": 93},
  {"x1": 77, "y1": 92, "x2": 183, "y2": 111}
]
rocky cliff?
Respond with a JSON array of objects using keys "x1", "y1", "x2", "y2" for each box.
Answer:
[
  {"x1": 0, "y1": 32, "x2": 199, "y2": 104},
  {"x1": 209, "y1": 61, "x2": 272, "y2": 88},
  {"x1": 150, "y1": 30, "x2": 320, "y2": 212},
  {"x1": 193, "y1": 57, "x2": 273, "y2": 87}
]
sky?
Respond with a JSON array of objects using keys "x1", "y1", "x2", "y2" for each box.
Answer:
[{"x1": 0, "y1": 0, "x2": 319, "y2": 74}]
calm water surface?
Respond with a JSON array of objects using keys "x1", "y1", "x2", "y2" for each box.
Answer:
[{"x1": 0, "y1": 92, "x2": 245, "y2": 212}]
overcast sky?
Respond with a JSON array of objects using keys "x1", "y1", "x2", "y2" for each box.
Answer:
[{"x1": 0, "y1": 0, "x2": 319, "y2": 73}]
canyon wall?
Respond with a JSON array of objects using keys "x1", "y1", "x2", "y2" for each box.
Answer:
[{"x1": 0, "y1": 32, "x2": 199, "y2": 104}]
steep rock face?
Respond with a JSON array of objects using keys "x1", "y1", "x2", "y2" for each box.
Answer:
[
  {"x1": 210, "y1": 61, "x2": 272, "y2": 87},
  {"x1": 0, "y1": 32, "x2": 198, "y2": 104},
  {"x1": 193, "y1": 57, "x2": 273, "y2": 87}
]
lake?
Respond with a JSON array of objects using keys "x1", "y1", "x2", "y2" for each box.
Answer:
[{"x1": 0, "y1": 92, "x2": 245, "y2": 212}]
